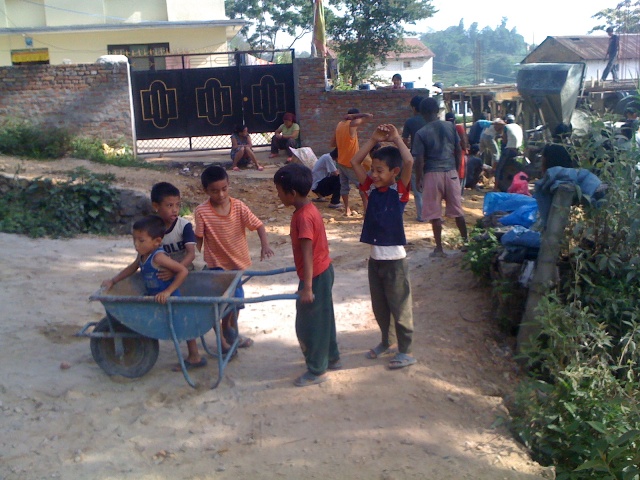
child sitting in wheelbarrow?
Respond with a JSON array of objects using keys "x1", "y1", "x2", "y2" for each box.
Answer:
[{"x1": 102, "y1": 215, "x2": 188, "y2": 304}]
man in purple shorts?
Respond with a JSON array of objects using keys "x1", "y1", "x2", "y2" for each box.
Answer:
[{"x1": 412, "y1": 97, "x2": 468, "y2": 257}]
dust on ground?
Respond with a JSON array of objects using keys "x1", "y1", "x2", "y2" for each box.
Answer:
[{"x1": 0, "y1": 153, "x2": 550, "y2": 479}]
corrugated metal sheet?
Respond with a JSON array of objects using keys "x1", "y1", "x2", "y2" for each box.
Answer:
[
  {"x1": 327, "y1": 38, "x2": 435, "y2": 60},
  {"x1": 392, "y1": 38, "x2": 435, "y2": 60},
  {"x1": 524, "y1": 34, "x2": 640, "y2": 62}
]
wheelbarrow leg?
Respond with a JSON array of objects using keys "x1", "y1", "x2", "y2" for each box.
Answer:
[
  {"x1": 198, "y1": 303, "x2": 239, "y2": 389},
  {"x1": 167, "y1": 303, "x2": 197, "y2": 388},
  {"x1": 210, "y1": 303, "x2": 227, "y2": 389}
]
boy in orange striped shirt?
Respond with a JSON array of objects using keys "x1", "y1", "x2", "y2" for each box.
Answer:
[{"x1": 195, "y1": 166, "x2": 274, "y2": 354}]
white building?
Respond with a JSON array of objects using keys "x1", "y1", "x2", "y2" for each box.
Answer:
[
  {"x1": 0, "y1": 0, "x2": 245, "y2": 67},
  {"x1": 373, "y1": 38, "x2": 435, "y2": 88}
]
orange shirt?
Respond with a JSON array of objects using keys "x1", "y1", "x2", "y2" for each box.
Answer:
[
  {"x1": 194, "y1": 197, "x2": 263, "y2": 270},
  {"x1": 335, "y1": 120, "x2": 359, "y2": 168}
]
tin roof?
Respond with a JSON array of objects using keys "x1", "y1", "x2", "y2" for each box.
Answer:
[
  {"x1": 390, "y1": 38, "x2": 435, "y2": 60},
  {"x1": 523, "y1": 34, "x2": 640, "y2": 63},
  {"x1": 326, "y1": 38, "x2": 434, "y2": 60}
]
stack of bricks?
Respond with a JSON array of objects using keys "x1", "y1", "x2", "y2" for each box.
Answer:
[
  {"x1": 0, "y1": 64, "x2": 132, "y2": 143},
  {"x1": 294, "y1": 57, "x2": 431, "y2": 155}
]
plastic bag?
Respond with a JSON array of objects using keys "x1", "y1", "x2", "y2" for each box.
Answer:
[
  {"x1": 499, "y1": 203, "x2": 538, "y2": 228},
  {"x1": 500, "y1": 225, "x2": 541, "y2": 249},
  {"x1": 483, "y1": 192, "x2": 537, "y2": 215}
]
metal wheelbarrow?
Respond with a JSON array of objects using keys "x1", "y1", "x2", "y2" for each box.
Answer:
[{"x1": 76, "y1": 267, "x2": 297, "y2": 388}]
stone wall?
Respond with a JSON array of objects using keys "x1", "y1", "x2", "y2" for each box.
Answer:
[
  {"x1": 295, "y1": 58, "x2": 431, "y2": 155},
  {"x1": 0, "y1": 64, "x2": 133, "y2": 143}
]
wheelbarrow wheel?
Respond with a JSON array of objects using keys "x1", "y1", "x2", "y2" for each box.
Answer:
[{"x1": 90, "y1": 316, "x2": 159, "y2": 378}]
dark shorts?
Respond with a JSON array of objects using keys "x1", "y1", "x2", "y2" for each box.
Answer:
[{"x1": 205, "y1": 266, "x2": 245, "y2": 309}]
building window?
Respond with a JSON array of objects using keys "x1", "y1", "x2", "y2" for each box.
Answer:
[
  {"x1": 403, "y1": 61, "x2": 412, "y2": 69},
  {"x1": 108, "y1": 43, "x2": 170, "y2": 71}
]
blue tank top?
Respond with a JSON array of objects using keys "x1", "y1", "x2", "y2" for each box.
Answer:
[{"x1": 139, "y1": 248, "x2": 180, "y2": 296}]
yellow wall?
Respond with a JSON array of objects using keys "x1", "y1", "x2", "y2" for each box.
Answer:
[
  {"x1": 44, "y1": 0, "x2": 104, "y2": 27},
  {"x1": 0, "y1": 0, "x2": 227, "y2": 27},
  {"x1": 105, "y1": 0, "x2": 168, "y2": 23},
  {"x1": 0, "y1": 26, "x2": 231, "y2": 66},
  {"x1": 166, "y1": 0, "x2": 226, "y2": 21},
  {"x1": 3, "y1": 0, "x2": 47, "y2": 28}
]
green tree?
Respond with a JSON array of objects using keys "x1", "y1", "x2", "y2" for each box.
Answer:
[
  {"x1": 421, "y1": 18, "x2": 526, "y2": 87},
  {"x1": 591, "y1": 0, "x2": 640, "y2": 33},
  {"x1": 327, "y1": 0, "x2": 436, "y2": 86},
  {"x1": 225, "y1": 0, "x2": 314, "y2": 50}
]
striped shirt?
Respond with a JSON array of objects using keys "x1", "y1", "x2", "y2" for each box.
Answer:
[{"x1": 194, "y1": 198, "x2": 263, "y2": 270}]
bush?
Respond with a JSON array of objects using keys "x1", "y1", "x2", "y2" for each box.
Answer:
[
  {"x1": 70, "y1": 137, "x2": 154, "y2": 169},
  {"x1": 512, "y1": 113, "x2": 640, "y2": 478},
  {"x1": 462, "y1": 227, "x2": 500, "y2": 278},
  {"x1": 0, "y1": 120, "x2": 72, "y2": 159},
  {"x1": 0, "y1": 167, "x2": 119, "y2": 238}
]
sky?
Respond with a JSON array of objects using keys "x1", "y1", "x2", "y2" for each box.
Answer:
[
  {"x1": 415, "y1": 0, "x2": 615, "y2": 45},
  {"x1": 286, "y1": 0, "x2": 616, "y2": 51}
]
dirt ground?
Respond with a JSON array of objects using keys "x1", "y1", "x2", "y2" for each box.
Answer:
[{"x1": 0, "y1": 152, "x2": 551, "y2": 479}]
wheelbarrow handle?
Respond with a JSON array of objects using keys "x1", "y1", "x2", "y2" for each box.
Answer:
[
  {"x1": 241, "y1": 266, "x2": 296, "y2": 285},
  {"x1": 243, "y1": 266, "x2": 296, "y2": 276}
]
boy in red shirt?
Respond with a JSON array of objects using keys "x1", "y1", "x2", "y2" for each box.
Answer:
[{"x1": 273, "y1": 163, "x2": 341, "y2": 386}]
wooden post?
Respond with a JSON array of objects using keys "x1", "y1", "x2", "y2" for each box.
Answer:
[{"x1": 516, "y1": 183, "x2": 576, "y2": 353}]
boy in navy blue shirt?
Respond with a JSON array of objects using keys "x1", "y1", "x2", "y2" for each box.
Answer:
[{"x1": 351, "y1": 124, "x2": 416, "y2": 369}]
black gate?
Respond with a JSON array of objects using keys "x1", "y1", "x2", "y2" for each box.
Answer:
[{"x1": 130, "y1": 51, "x2": 296, "y2": 153}]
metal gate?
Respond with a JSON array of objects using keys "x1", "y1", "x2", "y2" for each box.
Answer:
[{"x1": 130, "y1": 50, "x2": 296, "y2": 154}]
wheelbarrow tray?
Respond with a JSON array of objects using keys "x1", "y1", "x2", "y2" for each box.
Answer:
[
  {"x1": 81, "y1": 267, "x2": 297, "y2": 389},
  {"x1": 89, "y1": 270, "x2": 241, "y2": 341}
]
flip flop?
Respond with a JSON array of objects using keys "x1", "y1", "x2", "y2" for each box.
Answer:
[
  {"x1": 328, "y1": 358, "x2": 343, "y2": 370},
  {"x1": 257, "y1": 166, "x2": 264, "y2": 171},
  {"x1": 312, "y1": 197, "x2": 328, "y2": 202},
  {"x1": 294, "y1": 371, "x2": 327, "y2": 387},
  {"x1": 429, "y1": 250, "x2": 447, "y2": 258},
  {"x1": 232, "y1": 166, "x2": 240, "y2": 172},
  {"x1": 237, "y1": 336, "x2": 254, "y2": 348},
  {"x1": 388, "y1": 352, "x2": 417, "y2": 370},
  {"x1": 172, "y1": 357, "x2": 207, "y2": 372},
  {"x1": 365, "y1": 343, "x2": 394, "y2": 359}
]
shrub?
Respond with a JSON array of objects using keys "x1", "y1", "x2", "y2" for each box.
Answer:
[
  {"x1": 462, "y1": 227, "x2": 500, "y2": 278},
  {"x1": 512, "y1": 113, "x2": 640, "y2": 478},
  {"x1": 0, "y1": 120, "x2": 71, "y2": 159},
  {"x1": 0, "y1": 167, "x2": 119, "y2": 237},
  {"x1": 70, "y1": 137, "x2": 155, "y2": 169}
]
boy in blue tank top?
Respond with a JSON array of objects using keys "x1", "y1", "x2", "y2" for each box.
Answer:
[
  {"x1": 351, "y1": 124, "x2": 417, "y2": 369},
  {"x1": 102, "y1": 215, "x2": 188, "y2": 304}
]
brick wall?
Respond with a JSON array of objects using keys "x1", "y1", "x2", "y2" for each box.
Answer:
[
  {"x1": 0, "y1": 64, "x2": 133, "y2": 143},
  {"x1": 0, "y1": 58, "x2": 425, "y2": 154},
  {"x1": 294, "y1": 57, "x2": 431, "y2": 155}
]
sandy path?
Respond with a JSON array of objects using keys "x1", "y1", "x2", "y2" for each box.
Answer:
[
  {"x1": 0, "y1": 154, "x2": 548, "y2": 479},
  {"x1": 0, "y1": 229, "x2": 547, "y2": 480}
]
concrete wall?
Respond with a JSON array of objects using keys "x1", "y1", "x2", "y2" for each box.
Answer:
[
  {"x1": 1, "y1": 0, "x2": 224, "y2": 27},
  {"x1": 295, "y1": 58, "x2": 431, "y2": 156},
  {"x1": 0, "y1": 27, "x2": 230, "y2": 66},
  {"x1": 0, "y1": 63, "x2": 133, "y2": 143}
]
